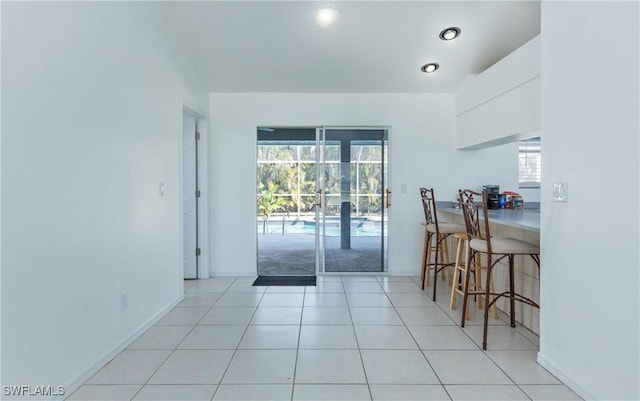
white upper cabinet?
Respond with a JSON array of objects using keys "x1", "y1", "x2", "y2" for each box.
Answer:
[{"x1": 456, "y1": 36, "x2": 540, "y2": 149}]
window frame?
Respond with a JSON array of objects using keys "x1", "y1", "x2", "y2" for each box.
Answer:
[{"x1": 518, "y1": 138, "x2": 541, "y2": 189}]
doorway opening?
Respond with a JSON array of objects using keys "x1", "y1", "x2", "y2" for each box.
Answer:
[
  {"x1": 182, "y1": 107, "x2": 208, "y2": 279},
  {"x1": 256, "y1": 127, "x2": 389, "y2": 276}
]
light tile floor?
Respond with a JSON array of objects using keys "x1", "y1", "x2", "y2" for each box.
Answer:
[{"x1": 68, "y1": 276, "x2": 582, "y2": 401}]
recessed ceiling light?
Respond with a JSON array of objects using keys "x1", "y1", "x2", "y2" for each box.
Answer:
[
  {"x1": 439, "y1": 27, "x2": 461, "y2": 41},
  {"x1": 421, "y1": 63, "x2": 439, "y2": 73},
  {"x1": 316, "y1": 7, "x2": 340, "y2": 27}
]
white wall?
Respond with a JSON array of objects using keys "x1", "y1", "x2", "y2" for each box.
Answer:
[
  {"x1": 209, "y1": 93, "x2": 519, "y2": 277},
  {"x1": 518, "y1": 187, "x2": 540, "y2": 204},
  {"x1": 538, "y1": 2, "x2": 639, "y2": 400},
  {"x1": 1, "y1": 2, "x2": 207, "y2": 394}
]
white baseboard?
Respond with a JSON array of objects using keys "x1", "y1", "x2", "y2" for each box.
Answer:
[
  {"x1": 56, "y1": 296, "x2": 183, "y2": 401},
  {"x1": 388, "y1": 269, "x2": 420, "y2": 276},
  {"x1": 210, "y1": 272, "x2": 256, "y2": 277},
  {"x1": 537, "y1": 351, "x2": 595, "y2": 400}
]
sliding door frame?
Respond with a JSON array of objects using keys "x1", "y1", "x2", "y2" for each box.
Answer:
[{"x1": 316, "y1": 126, "x2": 390, "y2": 276}]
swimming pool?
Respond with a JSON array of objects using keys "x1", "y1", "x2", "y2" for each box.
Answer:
[{"x1": 257, "y1": 217, "x2": 385, "y2": 236}]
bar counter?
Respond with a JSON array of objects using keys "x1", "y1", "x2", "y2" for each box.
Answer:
[{"x1": 437, "y1": 204, "x2": 540, "y2": 232}]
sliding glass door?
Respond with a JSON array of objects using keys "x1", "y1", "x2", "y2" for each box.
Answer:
[
  {"x1": 316, "y1": 128, "x2": 389, "y2": 273},
  {"x1": 256, "y1": 129, "x2": 317, "y2": 276},
  {"x1": 257, "y1": 127, "x2": 389, "y2": 276}
]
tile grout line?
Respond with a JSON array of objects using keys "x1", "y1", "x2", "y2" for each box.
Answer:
[
  {"x1": 288, "y1": 285, "x2": 308, "y2": 401},
  {"x1": 384, "y1": 277, "x2": 453, "y2": 401},
  {"x1": 208, "y1": 277, "x2": 265, "y2": 401},
  {"x1": 344, "y1": 276, "x2": 375, "y2": 401}
]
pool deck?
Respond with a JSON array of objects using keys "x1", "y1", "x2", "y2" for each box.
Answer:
[{"x1": 257, "y1": 233, "x2": 387, "y2": 275}]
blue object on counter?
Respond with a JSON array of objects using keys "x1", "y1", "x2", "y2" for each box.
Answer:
[{"x1": 498, "y1": 194, "x2": 507, "y2": 208}]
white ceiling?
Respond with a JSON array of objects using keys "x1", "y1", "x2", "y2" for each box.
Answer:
[{"x1": 154, "y1": 1, "x2": 540, "y2": 93}]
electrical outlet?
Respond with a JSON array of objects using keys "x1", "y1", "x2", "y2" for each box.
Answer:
[{"x1": 121, "y1": 292, "x2": 128, "y2": 311}]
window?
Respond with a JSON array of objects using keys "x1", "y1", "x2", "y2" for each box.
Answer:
[{"x1": 519, "y1": 138, "x2": 541, "y2": 187}]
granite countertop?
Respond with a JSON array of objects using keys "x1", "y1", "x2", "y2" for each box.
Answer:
[{"x1": 438, "y1": 205, "x2": 540, "y2": 232}]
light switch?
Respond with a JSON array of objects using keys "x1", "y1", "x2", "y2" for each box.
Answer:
[
  {"x1": 159, "y1": 182, "x2": 165, "y2": 197},
  {"x1": 553, "y1": 182, "x2": 568, "y2": 202},
  {"x1": 400, "y1": 184, "x2": 407, "y2": 194}
]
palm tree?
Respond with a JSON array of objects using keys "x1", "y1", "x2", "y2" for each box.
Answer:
[{"x1": 257, "y1": 182, "x2": 287, "y2": 233}]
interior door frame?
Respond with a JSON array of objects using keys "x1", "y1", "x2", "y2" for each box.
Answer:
[{"x1": 316, "y1": 126, "x2": 391, "y2": 276}]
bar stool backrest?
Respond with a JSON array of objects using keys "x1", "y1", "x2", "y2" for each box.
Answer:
[
  {"x1": 479, "y1": 190, "x2": 494, "y2": 255},
  {"x1": 458, "y1": 189, "x2": 491, "y2": 252},
  {"x1": 419, "y1": 187, "x2": 439, "y2": 228}
]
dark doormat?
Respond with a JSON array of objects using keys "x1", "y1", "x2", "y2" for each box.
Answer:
[{"x1": 252, "y1": 275, "x2": 317, "y2": 286}]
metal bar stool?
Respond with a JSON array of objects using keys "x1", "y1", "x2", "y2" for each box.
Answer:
[
  {"x1": 458, "y1": 189, "x2": 540, "y2": 350},
  {"x1": 419, "y1": 188, "x2": 465, "y2": 301}
]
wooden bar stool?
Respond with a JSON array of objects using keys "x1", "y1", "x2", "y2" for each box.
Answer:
[
  {"x1": 419, "y1": 188, "x2": 465, "y2": 301},
  {"x1": 449, "y1": 232, "x2": 498, "y2": 320},
  {"x1": 458, "y1": 189, "x2": 540, "y2": 350}
]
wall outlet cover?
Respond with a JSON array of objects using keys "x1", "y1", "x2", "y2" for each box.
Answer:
[{"x1": 553, "y1": 182, "x2": 568, "y2": 202}]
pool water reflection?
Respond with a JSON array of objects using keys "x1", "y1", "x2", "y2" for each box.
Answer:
[{"x1": 257, "y1": 217, "x2": 385, "y2": 237}]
